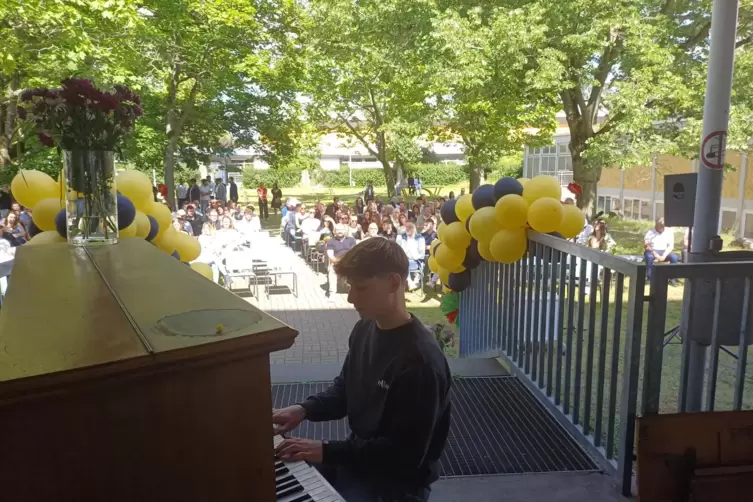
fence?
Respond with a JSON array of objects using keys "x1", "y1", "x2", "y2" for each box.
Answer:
[{"x1": 458, "y1": 231, "x2": 752, "y2": 496}]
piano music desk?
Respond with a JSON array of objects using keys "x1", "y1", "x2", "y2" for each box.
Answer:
[{"x1": 0, "y1": 239, "x2": 298, "y2": 501}]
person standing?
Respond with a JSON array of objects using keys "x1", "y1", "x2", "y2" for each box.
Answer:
[
  {"x1": 214, "y1": 177, "x2": 227, "y2": 205},
  {"x1": 273, "y1": 237, "x2": 451, "y2": 502},
  {"x1": 188, "y1": 179, "x2": 201, "y2": 208},
  {"x1": 228, "y1": 176, "x2": 239, "y2": 203},
  {"x1": 176, "y1": 181, "x2": 188, "y2": 210},
  {"x1": 257, "y1": 182, "x2": 269, "y2": 221},
  {"x1": 198, "y1": 179, "x2": 212, "y2": 213},
  {"x1": 271, "y1": 183, "x2": 283, "y2": 215}
]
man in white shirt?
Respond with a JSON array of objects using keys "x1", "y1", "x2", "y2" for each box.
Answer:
[
  {"x1": 398, "y1": 222, "x2": 426, "y2": 291},
  {"x1": 176, "y1": 182, "x2": 188, "y2": 209},
  {"x1": 644, "y1": 217, "x2": 678, "y2": 281}
]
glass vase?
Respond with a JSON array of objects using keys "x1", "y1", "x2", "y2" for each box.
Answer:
[{"x1": 64, "y1": 150, "x2": 118, "y2": 246}]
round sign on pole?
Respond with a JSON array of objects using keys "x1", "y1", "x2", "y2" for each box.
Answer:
[{"x1": 701, "y1": 130, "x2": 727, "y2": 169}]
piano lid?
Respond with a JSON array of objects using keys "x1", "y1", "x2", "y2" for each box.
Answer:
[{"x1": 0, "y1": 239, "x2": 296, "y2": 394}]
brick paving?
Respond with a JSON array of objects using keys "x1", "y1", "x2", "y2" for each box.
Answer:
[{"x1": 245, "y1": 237, "x2": 359, "y2": 365}]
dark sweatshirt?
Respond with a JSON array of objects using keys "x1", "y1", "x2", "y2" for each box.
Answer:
[{"x1": 299, "y1": 315, "x2": 452, "y2": 487}]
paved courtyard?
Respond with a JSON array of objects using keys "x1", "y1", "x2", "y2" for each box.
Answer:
[{"x1": 246, "y1": 238, "x2": 359, "y2": 365}]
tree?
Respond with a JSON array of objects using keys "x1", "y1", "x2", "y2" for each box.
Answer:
[
  {"x1": 0, "y1": 0, "x2": 140, "y2": 172},
  {"x1": 493, "y1": 0, "x2": 753, "y2": 214},
  {"x1": 428, "y1": 5, "x2": 558, "y2": 191},
  {"x1": 303, "y1": 0, "x2": 436, "y2": 196},
  {"x1": 130, "y1": 0, "x2": 305, "y2": 206}
]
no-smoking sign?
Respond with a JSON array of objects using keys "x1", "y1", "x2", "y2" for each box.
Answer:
[{"x1": 701, "y1": 130, "x2": 727, "y2": 169}]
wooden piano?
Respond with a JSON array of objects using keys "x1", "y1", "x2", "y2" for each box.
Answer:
[{"x1": 0, "y1": 239, "x2": 298, "y2": 501}]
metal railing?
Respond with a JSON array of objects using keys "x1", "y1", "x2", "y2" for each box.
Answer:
[{"x1": 458, "y1": 232, "x2": 753, "y2": 496}]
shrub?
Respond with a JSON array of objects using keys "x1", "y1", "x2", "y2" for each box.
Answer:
[
  {"x1": 405, "y1": 163, "x2": 467, "y2": 185},
  {"x1": 313, "y1": 167, "x2": 384, "y2": 187},
  {"x1": 242, "y1": 166, "x2": 301, "y2": 188}
]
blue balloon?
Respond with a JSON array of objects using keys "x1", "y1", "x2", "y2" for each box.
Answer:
[
  {"x1": 28, "y1": 220, "x2": 42, "y2": 238},
  {"x1": 471, "y1": 184, "x2": 496, "y2": 209},
  {"x1": 464, "y1": 218, "x2": 471, "y2": 234},
  {"x1": 117, "y1": 194, "x2": 136, "y2": 230},
  {"x1": 440, "y1": 199, "x2": 459, "y2": 224},
  {"x1": 493, "y1": 177, "x2": 524, "y2": 201},
  {"x1": 54, "y1": 209, "x2": 67, "y2": 238},
  {"x1": 146, "y1": 215, "x2": 159, "y2": 241},
  {"x1": 448, "y1": 269, "x2": 472, "y2": 292},
  {"x1": 171, "y1": 250, "x2": 181, "y2": 260},
  {"x1": 463, "y1": 239, "x2": 481, "y2": 270}
]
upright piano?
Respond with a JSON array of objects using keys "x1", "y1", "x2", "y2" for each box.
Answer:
[{"x1": 0, "y1": 239, "x2": 299, "y2": 501}]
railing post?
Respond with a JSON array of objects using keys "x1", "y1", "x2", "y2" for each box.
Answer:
[
  {"x1": 617, "y1": 266, "x2": 646, "y2": 496},
  {"x1": 641, "y1": 268, "x2": 668, "y2": 415}
]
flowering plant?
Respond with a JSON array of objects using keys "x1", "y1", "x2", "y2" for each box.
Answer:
[{"x1": 18, "y1": 78, "x2": 142, "y2": 151}]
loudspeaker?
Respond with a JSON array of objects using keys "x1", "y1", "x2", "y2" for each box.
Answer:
[{"x1": 663, "y1": 173, "x2": 697, "y2": 227}]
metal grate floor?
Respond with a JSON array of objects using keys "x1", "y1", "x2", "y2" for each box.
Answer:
[{"x1": 272, "y1": 376, "x2": 597, "y2": 476}]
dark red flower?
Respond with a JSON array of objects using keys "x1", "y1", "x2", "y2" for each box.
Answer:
[
  {"x1": 37, "y1": 132, "x2": 55, "y2": 147},
  {"x1": 133, "y1": 105, "x2": 143, "y2": 117},
  {"x1": 19, "y1": 89, "x2": 36, "y2": 101},
  {"x1": 16, "y1": 107, "x2": 26, "y2": 120}
]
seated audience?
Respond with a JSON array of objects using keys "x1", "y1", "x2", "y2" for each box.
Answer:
[
  {"x1": 379, "y1": 218, "x2": 397, "y2": 240},
  {"x1": 325, "y1": 224, "x2": 357, "y2": 300},
  {"x1": 644, "y1": 217, "x2": 678, "y2": 281},
  {"x1": 586, "y1": 220, "x2": 616, "y2": 253},
  {"x1": 4, "y1": 211, "x2": 28, "y2": 244},
  {"x1": 397, "y1": 222, "x2": 426, "y2": 291},
  {"x1": 347, "y1": 214, "x2": 362, "y2": 240}
]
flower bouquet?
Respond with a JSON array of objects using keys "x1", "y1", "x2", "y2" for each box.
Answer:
[{"x1": 19, "y1": 79, "x2": 142, "y2": 246}]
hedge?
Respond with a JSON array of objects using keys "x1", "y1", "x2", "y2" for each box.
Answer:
[
  {"x1": 313, "y1": 168, "x2": 384, "y2": 187},
  {"x1": 242, "y1": 166, "x2": 301, "y2": 188},
  {"x1": 405, "y1": 163, "x2": 466, "y2": 185}
]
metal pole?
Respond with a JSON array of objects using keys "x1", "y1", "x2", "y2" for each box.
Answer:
[
  {"x1": 685, "y1": 0, "x2": 739, "y2": 412},
  {"x1": 650, "y1": 156, "x2": 657, "y2": 221}
]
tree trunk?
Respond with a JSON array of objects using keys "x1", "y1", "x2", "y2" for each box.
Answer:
[
  {"x1": 469, "y1": 163, "x2": 484, "y2": 192},
  {"x1": 382, "y1": 159, "x2": 395, "y2": 197},
  {"x1": 163, "y1": 129, "x2": 178, "y2": 209},
  {"x1": 571, "y1": 155, "x2": 600, "y2": 217},
  {"x1": 0, "y1": 74, "x2": 19, "y2": 171}
]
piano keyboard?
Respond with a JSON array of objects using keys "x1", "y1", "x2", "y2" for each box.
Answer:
[{"x1": 274, "y1": 435, "x2": 344, "y2": 502}]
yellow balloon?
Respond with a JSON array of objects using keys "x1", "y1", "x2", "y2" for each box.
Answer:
[
  {"x1": 435, "y1": 243, "x2": 465, "y2": 270},
  {"x1": 133, "y1": 211, "x2": 151, "y2": 238},
  {"x1": 429, "y1": 239, "x2": 441, "y2": 256},
  {"x1": 119, "y1": 219, "x2": 139, "y2": 237},
  {"x1": 517, "y1": 177, "x2": 530, "y2": 187},
  {"x1": 190, "y1": 262, "x2": 214, "y2": 280},
  {"x1": 560, "y1": 204, "x2": 586, "y2": 239},
  {"x1": 154, "y1": 226, "x2": 177, "y2": 254},
  {"x1": 455, "y1": 194, "x2": 475, "y2": 222},
  {"x1": 116, "y1": 170, "x2": 153, "y2": 212},
  {"x1": 522, "y1": 175, "x2": 561, "y2": 203},
  {"x1": 26, "y1": 230, "x2": 66, "y2": 246},
  {"x1": 468, "y1": 207, "x2": 501, "y2": 242},
  {"x1": 490, "y1": 229, "x2": 528, "y2": 264},
  {"x1": 11, "y1": 170, "x2": 59, "y2": 209},
  {"x1": 443, "y1": 221, "x2": 472, "y2": 250},
  {"x1": 174, "y1": 232, "x2": 201, "y2": 262},
  {"x1": 437, "y1": 221, "x2": 447, "y2": 241},
  {"x1": 32, "y1": 197, "x2": 64, "y2": 231},
  {"x1": 447, "y1": 262, "x2": 466, "y2": 274},
  {"x1": 438, "y1": 267, "x2": 450, "y2": 286},
  {"x1": 495, "y1": 194, "x2": 529, "y2": 230},
  {"x1": 146, "y1": 201, "x2": 172, "y2": 237},
  {"x1": 528, "y1": 197, "x2": 565, "y2": 234},
  {"x1": 428, "y1": 255, "x2": 440, "y2": 273},
  {"x1": 477, "y1": 239, "x2": 496, "y2": 262}
]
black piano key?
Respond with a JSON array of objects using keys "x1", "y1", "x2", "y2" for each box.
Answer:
[
  {"x1": 276, "y1": 479, "x2": 299, "y2": 493},
  {"x1": 275, "y1": 466, "x2": 289, "y2": 476},
  {"x1": 275, "y1": 461, "x2": 284, "y2": 468},
  {"x1": 288, "y1": 495, "x2": 313, "y2": 502},
  {"x1": 276, "y1": 474, "x2": 295, "y2": 486},
  {"x1": 276, "y1": 484, "x2": 304, "y2": 499}
]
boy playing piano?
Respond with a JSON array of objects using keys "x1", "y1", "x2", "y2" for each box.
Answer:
[{"x1": 273, "y1": 237, "x2": 452, "y2": 502}]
